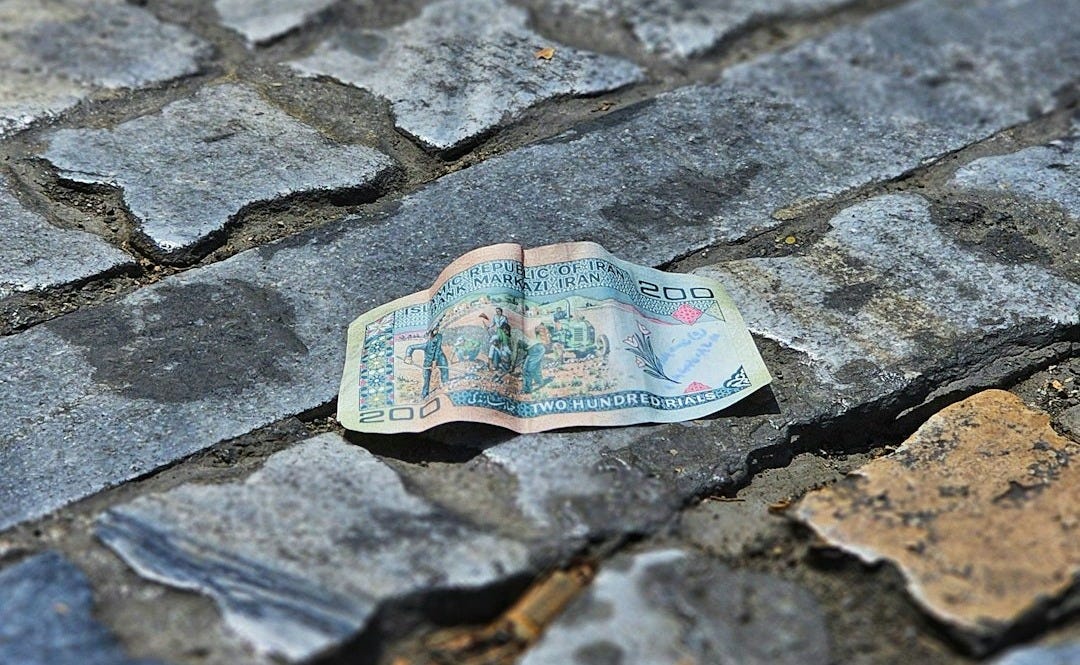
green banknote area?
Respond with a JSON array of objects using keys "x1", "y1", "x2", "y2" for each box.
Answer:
[{"x1": 338, "y1": 242, "x2": 771, "y2": 433}]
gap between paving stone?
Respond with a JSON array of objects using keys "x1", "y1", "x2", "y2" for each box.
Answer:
[
  {"x1": 288, "y1": 0, "x2": 646, "y2": 155},
  {"x1": 669, "y1": 108, "x2": 1080, "y2": 274},
  {"x1": 0, "y1": 416, "x2": 318, "y2": 664},
  {"x1": 0, "y1": 0, "x2": 212, "y2": 140},
  {"x1": 2, "y1": 0, "x2": 1071, "y2": 656},
  {"x1": 0, "y1": 0, "x2": 1075, "y2": 617},
  {"x1": 404, "y1": 0, "x2": 915, "y2": 165},
  {"x1": 3, "y1": 99, "x2": 1070, "y2": 344},
  {"x1": 534, "y1": 0, "x2": 881, "y2": 60},
  {"x1": 5, "y1": 0, "x2": 1067, "y2": 326},
  {"x1": 40, "y1": 83, "x2": 399, "y2": 265},
  {"x1": 0, "y1": 551, "x2": 167, "y2": 665}
]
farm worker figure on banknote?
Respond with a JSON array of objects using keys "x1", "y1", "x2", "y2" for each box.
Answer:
[
  {"x1": 522, "y1": 328, "x2": 548, "y2": 393},
  {"x1": 480, "y1": 308, "x2": 513, "y2": 372},
  {"x1": 405, "y1": 319, "x2": 449, "y2": 398}
]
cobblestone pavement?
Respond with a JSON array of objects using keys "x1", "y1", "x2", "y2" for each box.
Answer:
[{"x1": 0, "y1": 0, "x2": 1077, "y2": 663}]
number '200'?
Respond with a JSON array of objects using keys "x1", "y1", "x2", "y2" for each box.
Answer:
[
  {"x1": 638, "y1": 281, "x2": 714, "y2": 301},
  {"x1": 357, "y1": 397, "x2": 441, "y2": 424}
]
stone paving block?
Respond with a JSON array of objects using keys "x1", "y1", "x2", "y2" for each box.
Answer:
[
  {"x1": 0, "y1": 177, "x2": 132, "y2": 301},
  {"x1": 1059, "y1": 404, "x2": 1080, "y2": 442},
  {"x1": 947, "y1": 121, "x2": 1080, "y2": 280},
  {"x1": 993, "y1": 641, "x2": 1080, "y2": 665},
  {"x1": 2, "y1": 0, "x2": 1079, "y2": 535},
  {"x1": 951, "y1": 121, "x2": 1079, "y2": 216},
  {"x1": 795, "y1": 390, "x2": 1080, "y2": 652},
  {"x1": 290, "y1": 0, "x2": 644, "y2": 151},
  {"x1": 544, "y1": 0, "x2": 850, "y2": 58},
  {"x1": 0, "y1": 0, "x2": 209, "y2": 138},
  {"x1": 477, "y1": 427, "x2": 685, "y2": 540},
  {"x1": 42, "y1": 84, "x2": 396, "y2": 262},
  {"x1": 520, "y1": 548, "x2": 830, "y2": 665},
  {"x1": 696, "y1": 194, "x2": 1080, "y2": 393},
  {"x1": 214, "y1": 0, "x2": 336, "y2": 45},
  {"x1": 96, "y1": 433, "x2": 531, "y2": 661},
  {"x1": 0, "y1": 551, "x2": 161, "y2": 665}
]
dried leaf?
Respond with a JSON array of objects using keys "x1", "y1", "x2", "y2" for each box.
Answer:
[
  {"x1": 534, "y1": 46, "x2": 555, "y2": 60},
  {"x1": 768, "y1": 498, "x2": 792, "y2": 513}
]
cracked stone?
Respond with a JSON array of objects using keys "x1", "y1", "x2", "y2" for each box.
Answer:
[
  {"x1": 290, "y1": 0, "x2": 644, "y2": 151},
  {"x1": 796, "y1": 390, "x2": 1080, "y2": 653},
  {"x1": 2, "y1": 0, "x2": 1078, "y2": 534},
  {"x1": 0, "y1": 0, "x2": 209, "y2": 138},
  {"x1": 214, "y1": 0, "x2": 336, "y2": 44},
  {"x1": 545, "y1": 0, "x2": 851, "y2": 58},
  {"x1": 41, "y1": 83, "x2": 396, "y2": 262},
  {"x1": 696, "y1": 194, "x2": 1080, "y2": 396},
  {"x1": 520, "y1": 548, "x2": 829, "y2": 665},
  {"x1": 993, "y1": 641, "x2": 1080, "y2": 665},
  {"x1": 96, "y1": 433, "x2": 532, "y2": 661},
  {"x1": 0, "y1": 551, "x2": 161, "y2": 665},
  {"x1": 0, "y1": 177, "x2": 132, "y2": 301}
]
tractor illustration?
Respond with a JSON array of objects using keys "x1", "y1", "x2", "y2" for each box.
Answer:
[{"x1": 535, "y1": 301, "x2": 609, "y2": 362}]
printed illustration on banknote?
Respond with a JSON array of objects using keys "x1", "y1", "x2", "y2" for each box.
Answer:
[{"x1": 338, "y1": 242, "x2": 771, "y2": 433}]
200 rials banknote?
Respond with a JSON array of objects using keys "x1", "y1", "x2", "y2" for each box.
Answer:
[{"x1": 338, "y1": 242, "x2": 770, "y2": 434}]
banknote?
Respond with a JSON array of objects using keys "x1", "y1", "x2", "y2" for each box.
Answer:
[{"x1": 338, "y1": 242, "x2": 771, "y2": 434}]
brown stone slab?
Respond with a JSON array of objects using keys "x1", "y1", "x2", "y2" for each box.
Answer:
[{"x1": 796, "y1": 390, "x2": 1080, "y2": 652}]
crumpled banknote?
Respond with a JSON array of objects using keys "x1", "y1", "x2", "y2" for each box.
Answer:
[{"x1": 338, "y1": 241, "x2": 770, "y2": 433}]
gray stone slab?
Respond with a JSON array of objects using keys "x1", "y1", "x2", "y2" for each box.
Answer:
[
  {"x1": 97, "y1": 433, "x2": 531, "y2": 661},
  {"x1": 2, "y1": 0, "x2": 1078, "y2": 534},
  {"x1": 993, "y1": 642, "x2": 1080, "y2": 665},
  {"x1": 1058, "y1": 404, "x2": 1080, "y2": 441},
  {"x1": 290, "y1": 0, "x2": 644, "y2": 151},
  {"x1": 545, "y1": 0, "x2": 850, "y2": 58},
  {"x1": 520, "y1": 548, "x2": 830, "y2": 665},
  {"x1": 697, "y1": 194, "x2": 1079, "y2": 393},
  {"x1": 951, "y1": 121, "x2": 1080, "y2": 215},
  {"x1": 42, "y1": 84, "x2": 396, "y2": 262},
  {"x1": 214, "y1": 0, "x2": 336, "y2": 44},
  {"x1": 0, "y1": 178, "x2": 132, "y2": 300},
  {"x1": 0, "y1": 0, "x2": 209, "y2": 138},
  {"x1": 0, "y1": 551, "x2": 161, "y2": 665}
]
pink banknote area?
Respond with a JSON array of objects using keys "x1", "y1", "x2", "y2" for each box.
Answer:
[{"x1": 672, "y1": 303, "x2": 703, "y2": 325}]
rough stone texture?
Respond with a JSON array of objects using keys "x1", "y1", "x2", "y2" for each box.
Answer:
[
  {"x1": 290, "y1": 0, "x2": 644, "y2": 151},
  {"x1": 947, "y1": 121, "x2": 1079, "y2": 281},
  {"x1": 993, "y1": 641, "x2": 1080, "y2": 665},
  {"x1": 678, "y1": 453, "x2": 854, "y2": 559},
  {"x1": 2, "y1": 0, "x2": 1078, "y2": 534},
  {"x1": 97, "y1": 433, "x2": 531, "y2": 661},
  {"x1": 697, "y1": 194, "x2": 1080, "y2": 394},
  {"x1": 0, "y1": 177, "x2": 132, "y2": 300},
  {"x1": 300, "y1": 0, "x2": 1078, "y2": 238},
  {"x1": 42, "y1": 84, "x2": 396, "y2": 262},
  {"x1": 520, "y1": 548, "x2": 830, "y2": 665},
  {"x1": 544, "y1": 0, "x2": 851, "y2": 58},
  {"x1": 1059, "y1": 404, "x2": 1080, "y2": 441},
  {"x1": 796, "y1": 390, "x2": 1080, "y2": 652},
  {"x1": 214, "y1": 0, "x2": 336, "y2": 44},
  {"x1": 0, "y1": 551, "x2": 160, "y2": 665},
  {"x1": 952, "y1": 123, "x2": 1079, "y2": 214},
  {"x1": 0, "y1": 0, "x2": 209, "y2": 138}
]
